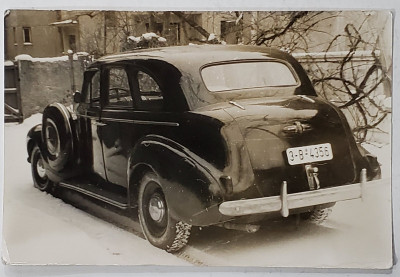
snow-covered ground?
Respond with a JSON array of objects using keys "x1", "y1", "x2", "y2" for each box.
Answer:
[
  {"x1": 2, "y1": 114, "x2": 393, "y2": 268},
  {"x1": 2, "y1": 115, "x2": 188, "y2": 266}
]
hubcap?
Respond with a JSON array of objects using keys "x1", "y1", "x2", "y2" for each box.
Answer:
[
  {"x1": 148, "y1": 195, "x2": 165, "y2": 223},
  {"x1": 46, "y1": 119, "x2": 60, "y2": 156},
  {"x1": 36, "y1": 157, "x2": 46, "y2": 178}
]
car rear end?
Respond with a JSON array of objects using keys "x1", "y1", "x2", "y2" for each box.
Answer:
[
  {"x1": 217, "y1": 95, "x2": 380, "y2": 219},
  {"x1": 196, "y1": 56, "x2": 380, "y2": 221}
]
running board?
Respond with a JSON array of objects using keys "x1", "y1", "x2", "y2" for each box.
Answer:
[{"x1": 59, "y1": 181, "x2": 129, "y2": 209}]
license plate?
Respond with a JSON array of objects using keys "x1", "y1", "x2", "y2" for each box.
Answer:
[{"x1": 286, "y1": 143, "x2": 333, "y2": 165}]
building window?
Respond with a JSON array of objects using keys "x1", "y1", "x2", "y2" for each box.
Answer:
[
  {"x1": 168, "y1": 23, "x2": 180, "y2": 45},
  {"x1": 13, "y1": 27, "x2": 17, "y2": 45},
  {"x1": 22, "y1": 27, "x2": 32, "y2": 44},
  {"x1": 220, "y1": 21, "x2": 238, "y2": 44},
  {"x1": 68, "y1": 35, "x2": 76, "y2": 52},
  {"x1": 145, "y1": 22, "x2": 163, "y2": 35}
]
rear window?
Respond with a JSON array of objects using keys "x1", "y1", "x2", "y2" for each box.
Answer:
[{"x1": 201, "y1": 61, "x2": 298, "y2": 92}]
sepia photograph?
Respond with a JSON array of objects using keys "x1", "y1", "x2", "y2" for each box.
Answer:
[{"x1": 2, "y1": 8, "x2": 394, "y2": 270}]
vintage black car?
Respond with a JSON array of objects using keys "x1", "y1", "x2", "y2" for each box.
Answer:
[{"x1": 27, "y1": 45, "x2": 381, "y2": 252}]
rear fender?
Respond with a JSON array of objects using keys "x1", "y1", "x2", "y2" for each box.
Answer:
[
  {"x1": 356, "y1": 144, "x2": 382, "y2": 180},
  {"x1": 128, "y1": 135, "x2": 230, "y2": 226}
]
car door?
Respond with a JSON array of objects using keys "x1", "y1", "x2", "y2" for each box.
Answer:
[
  {"x1": 77, "y1": 68, "x2": 107, "y2": 180},
  {"x1": 100, "y1": 63, "x2": 180, "y2": 188},
  {"x1": 77, "y1": 68, "x2": 106, "y2": 180},
  {"x1": 100, "y1": 64, "x2": 135, "y2": 187}
]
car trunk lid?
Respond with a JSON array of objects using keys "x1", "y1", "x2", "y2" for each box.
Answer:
[{"x1": 222, "y1": 95, "x2": 358, "y2": 198}]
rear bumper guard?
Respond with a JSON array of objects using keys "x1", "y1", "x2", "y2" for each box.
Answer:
[{"x1": 219, "y1": 168, "x2": 372, "y2": 217}]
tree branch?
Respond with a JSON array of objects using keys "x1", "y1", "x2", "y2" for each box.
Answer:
[
  {"x1": 172, "y1": 11, "x2": 210, "y2": 39},
  {"x1": 256, "y1": 11, "x2": 308, "y2": 45}
]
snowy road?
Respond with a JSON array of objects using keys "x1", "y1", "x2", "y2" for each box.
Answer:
[{"x1": 2, "y1": 115, "x2": 393, "y2": 268}]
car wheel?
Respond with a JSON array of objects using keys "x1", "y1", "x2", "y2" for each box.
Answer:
[
  {"x1": 31, "y1": 146, "x2": 54, "y2": 192},
  {"x1": 42, "y1": 106, "x2": 74, "y2": 171},
  {"x1": 301, "y1": 206, "x2": 333, "y2": 224},
  {"x1": 138, "y1": 172, "x2": 192, "y2": 252}
]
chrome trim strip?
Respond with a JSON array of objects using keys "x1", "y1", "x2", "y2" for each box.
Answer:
[
  {"x1": 298, "y1": 95, "x2": 316, "y2": 103},
  {"x1": 59, "y1": 182, "x2": 128, "y2": 209},
  {"x1": 79, "y1": 114, "x2": 179, "y2": 127},
  {"x1": 53, "y1": 102, "x2": 71, "y2": 121},
  {"x1": 79, "y1": 114, "x2": 97, "y2": 120},
  {"x1": 101, "y1": 117, "x2": 179, "y2": 127},
  {"x1": 94, "y1": 122, "x2": 107, "y2": 126}
]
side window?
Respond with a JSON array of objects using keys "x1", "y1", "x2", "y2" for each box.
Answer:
[
  {"x1": 87, "y1": 71, "x2": 100, "y2": 106},
  {"x1": 136, "y1": 71, "x2": 163, "y2": 111},
  {"x1": 107, "y1": 67, "x2": 133, "y2": 107}
]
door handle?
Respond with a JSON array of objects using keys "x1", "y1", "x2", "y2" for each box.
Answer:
[{"x1": 94, "y1": 121, "x2": 107, "y2": 127}]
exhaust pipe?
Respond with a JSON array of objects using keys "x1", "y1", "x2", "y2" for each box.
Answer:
[{"x1": 217, "y1": 222, "x2": 260, "y2": 233}]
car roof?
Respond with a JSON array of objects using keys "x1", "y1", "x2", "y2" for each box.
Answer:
[
  {"x1": 91, "y1": 45, "x2": 316, "y2": 110},
  {"x1": 94, "y1": 45, "x2": 288, "y2": 68}
]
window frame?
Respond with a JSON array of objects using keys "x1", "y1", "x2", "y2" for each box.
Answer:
[
  {"x1": 68, "y1": 34, "x2": 77, "y2": 52},
  {"x1": 130, "y1": 66, "x2": 165, "y2": 112},
  {"x1": 89, "y1": 70, "x2": 101, "y2": 107},
  {"x1": 80, "y1": 68, "x2": 100, "y2": 106},
  {"x1": 200, "y1": 59, "x2": 300, "y2": 93},
  {"x1": 22, "y1": 27, "x2": 32, "y2": 45},
  {"x1": 103, "y1": 65, "x2": 134, "y2": 110},
  {"x1": 13, "y1": 27, "x2": 17, "y2": 45}
]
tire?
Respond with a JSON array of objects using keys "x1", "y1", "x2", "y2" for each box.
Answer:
[
  {"x1": 138, "y1": 172, "x2": 191, "y2": 252},
  {"x1": 42, "y1": 105, "x2": 74, "y2": 171},
  {"x1": 301, "y1": 206, "x2": 333, "y2": 224},
  {"x1": 31, "y1": 146, "x2": 54, "y2": 192}
]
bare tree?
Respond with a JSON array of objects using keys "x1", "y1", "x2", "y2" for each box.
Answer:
[
  {"x1": 73, "y1": 11, "x2": 391, "y2": 143},
  {"x1": 172, "y1": 11, "x2": 210, "y2": 39},
  {"x1": 309, "y1": 20, "x2": 391, "y2": 143},
  {"x1": 221, "y1": 11, "x2": 391, "y2": 143}
]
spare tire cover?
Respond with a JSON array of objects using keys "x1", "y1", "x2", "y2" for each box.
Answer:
[{"x1": 42, "y1": 104, "x2": 74, "y2": 171}]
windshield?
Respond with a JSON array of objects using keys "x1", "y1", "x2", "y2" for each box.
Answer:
[{"x1": 201, "y1": 61, "x2": 298, "y2": 92}]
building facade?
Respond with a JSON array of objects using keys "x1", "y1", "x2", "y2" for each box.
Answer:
[{"x1": 4, "y1": 10, "x2": 64, "y2": 60}]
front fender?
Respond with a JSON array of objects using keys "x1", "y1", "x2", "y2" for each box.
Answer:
[{"x1": 128, "y1": 135, "x2": 231, "y2": 226}]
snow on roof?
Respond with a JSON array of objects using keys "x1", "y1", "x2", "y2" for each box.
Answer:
[
  {"x1": 142, "y1": 32, "x2": 159, "y2": 40},
  {"x1": 128, "y1": 33, "x2": 167, "y2": 43},
  {"x1": 128, "y1": 36, "x2": 141, "y2": 43},
  {"x1": 207, "y1": 33, "x2": 216, "y2": 41},
  {"x1": 15, "y1": 54, "x2": 77, "y2": 62},
  {"x1": 50, "y1": 19, "x2": 78, "y2": 25},
  {"x1": 15, "y1": 54, "x2": 33, "y2": 61},
  {"x1": 4, "y1": 60, "x2": 14, "y2": 66}
]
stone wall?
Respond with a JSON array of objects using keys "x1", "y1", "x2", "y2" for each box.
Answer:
[{"x1": 16, "y1": 55, "x2": 88, "y2": 118}]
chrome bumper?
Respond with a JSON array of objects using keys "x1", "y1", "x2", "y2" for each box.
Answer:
[{"x1": 219, "y1": 169, "x2": 375, "y2": 217}]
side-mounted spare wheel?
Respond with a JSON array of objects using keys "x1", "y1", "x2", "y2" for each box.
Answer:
[
  {"x1": 138, "y1": 172, "x2": 192, "y2": 252},
  {"x1": 41, "y1": 103, "x2": 75, "y2": 172},
  {"x1": 31, "y1": 145, "x2": 54, "y2": 192}
]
